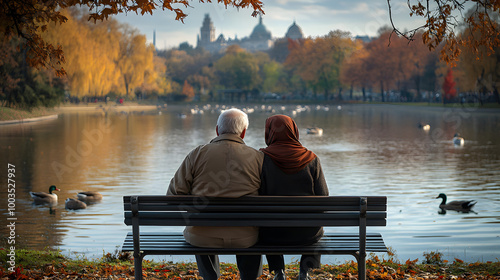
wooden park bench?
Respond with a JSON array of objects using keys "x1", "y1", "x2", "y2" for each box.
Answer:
[{"x1": 122, "y1": 195, "x2": 388, "y2": 280}]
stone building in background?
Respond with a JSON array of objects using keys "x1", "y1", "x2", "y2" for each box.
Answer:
[{"x1": 196, "y1": 14, "x2": 304, "y2": 53}]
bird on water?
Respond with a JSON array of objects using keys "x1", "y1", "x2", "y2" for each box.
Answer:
[{"x1": 436, "y1": 193, "x2": 476, "y2": 212}]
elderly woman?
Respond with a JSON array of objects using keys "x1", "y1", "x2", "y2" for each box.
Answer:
[{"x1": 259, "y1": 115, "x2": 329, "y2": 280}]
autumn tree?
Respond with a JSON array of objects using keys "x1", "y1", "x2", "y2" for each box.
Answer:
[
  {"x1": 137, "y1": 55, "x2": 173, "y2": 98},
  {"x1": 0, "y1": 34, "x2": 21, "y2": 106},
  {"x1": 442, "y1": 68, "x2": 457, "y2": 103},
  {"x1": 340, "y1": 39, "x2": 369, "y2": 101},
  {"x1": 388, "y1": 0, "x2": 500, "y2": 63},
  {"x1": 1, "y1": 31, "x2": 64, "y2": 109},
  {"x1": 38, "y1": 9, "x2": 166, "y2": 100},
  {"x1": 455, "y1": 8, "x2": 500, "y2": 104},
  {"x1": 181, "y1": 80, "x2": 194, "y2": 101},
  {"x1": 261, "y1": 60, "x2": 286, "y2": 94},
  {"x1": 363, "y1": 30, "x2": 399, "y2": 102},
  {"x1": 116, "y1": 28, "x2": 155, "y2": 97},
  {"x1": 160, "y1": 47, "x2": 213, "y2": 97},
  {"x1": 214, "y1": 45, "x2": 259, "y2": 91},
  {"x1": 286, "y1": 30, "x2": 355, "y2": 100}
]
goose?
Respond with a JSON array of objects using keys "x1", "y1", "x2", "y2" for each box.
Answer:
[
  {"x1": 65, "y1": 198, "x2": 87, "y2": 210},
  {"x1": 436, "y1": 193, "x2": 476, "y2": 211},
  {"x1": 306, "y1": 127, "x2": 323, "y2": 136},
  {"x1": 77, "y1": 191, "x2": 103, "y2": 203},
  {"x1": 30, "y1": 185, "x2": 60, "y2": 205},
  {"x1": 453, "y1": 133, "x2": 464, "y2": 146},
  {"x1": 418, "y1": 122, "x2": 430, "y2": 131}
]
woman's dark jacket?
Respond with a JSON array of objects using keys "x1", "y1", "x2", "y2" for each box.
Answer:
[{"x1": 259, "y1": 154, "x2": 329, "y2": 245}]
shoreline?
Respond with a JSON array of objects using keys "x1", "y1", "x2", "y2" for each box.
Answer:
[
  {"x1": 0, "y1": 104, "x2": 160, "y2": 125},
  {"x1": 55, "y1": 104, "x2": 159, "y2": 112},
  {"x1": 0, "y1": 114, "x2": 59, "y2": 126}
]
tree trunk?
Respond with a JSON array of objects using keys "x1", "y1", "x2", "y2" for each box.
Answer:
[
  {"x1": 362, "y1": 87, "x2": 366, "y2": 102},
  {"x1": 380, "y1": 81, "x2": 385, "y2": 102},
  {"x1": 349, "y1": 83, "x2": 353, "y2": 100},
  {"x1": 415, "y1": 75, "x2": 421, "y2": 102},
  {"x1": 124, "y1": 76, "x2": 130, "y2": 97}
]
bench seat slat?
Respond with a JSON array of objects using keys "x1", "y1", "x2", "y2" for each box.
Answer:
[
  {"x1": 121, "y1": 233, "x2": 388, "y2": 255},
  {"x1": 123, "y1": 195, "x2": 387, "y2": 204},
  {"x1": 123, "y1": 196, "x2": 387, "y2": 211},
  {"x1": 123, "y1": 212, "x2": 387, "y2": 227},
  {"x1": 125, "y1": 204, "x2": 388, "y2": 212}
]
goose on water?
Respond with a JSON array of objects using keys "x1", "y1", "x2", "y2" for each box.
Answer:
[
  {"x1": 436, "y1": 193, "x2": 476, "y2": 212},
  {"x1": 65, "y1": 198, "x2": 87, "y2": 210},
  {"x1": 306, "y1": 127, "x2": 323, "y2": 135},
  {"x1": 77, "y1": 191, "x2": 103, "y2": 203},
  {"x1": 453, "y1": 133, "x2": 464, "y2": 146},
  {"x1": 418, "y1": 122, "x2": 430, "y2": 131},
  {"x1": 30, "y1": 185, "x2": 60, "y2": 205}
]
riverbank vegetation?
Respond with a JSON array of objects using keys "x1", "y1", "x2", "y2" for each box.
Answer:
[
  {"x1": 0, "y1": 107, "x2": 56, "y2": 121},
  {"x1": 0, "y1": 249, "x2": 498, "y2": 279}
]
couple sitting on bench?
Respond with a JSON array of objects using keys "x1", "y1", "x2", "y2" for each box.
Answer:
[{"x1": 167, "y1": 108, "x2": 328, "y2": 280}]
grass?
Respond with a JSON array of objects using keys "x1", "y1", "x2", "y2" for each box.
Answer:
[
  {"x1": 0, "y1": 107, "x2": 57, "y2": 121},
  {"x1": 0, "y1": 248, "x2": 499, "y2": 279}
]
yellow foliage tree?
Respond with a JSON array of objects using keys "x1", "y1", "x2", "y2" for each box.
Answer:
[
  {"x1": 116, "y1": 27, "x2": 155, "y2": 97},
  {"x1": 42, "y1": 9, "x2": 164, "y2": 98},
  {"x1": 42, "y1": 9, "x2": 121, "y2": 97}
]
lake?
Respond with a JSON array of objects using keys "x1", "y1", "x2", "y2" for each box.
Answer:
[{"x1": 1, "y1": 103, "x2": 499, "y2": 264}]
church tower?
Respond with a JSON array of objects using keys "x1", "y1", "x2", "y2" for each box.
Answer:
[
  {"x1": 153, "y1": 29, "x2": 156, "y2": 49},
  {"x1": 199, "y1": 14, "x2": 215, "y2": 47}
]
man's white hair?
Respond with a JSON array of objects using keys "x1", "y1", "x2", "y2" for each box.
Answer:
[{"x1": 217, "y1": 108, "x2": 249, "y2": 135}]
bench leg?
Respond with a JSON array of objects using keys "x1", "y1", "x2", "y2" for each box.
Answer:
[
  {"x1": 355, "y1": 252, "x2": 366, "y2": 280},
  {"x1": 134, "y1": 253, "x2": 144, "y2": 280}
]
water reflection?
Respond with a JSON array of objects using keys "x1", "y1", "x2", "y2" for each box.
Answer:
[{"x1": 0, "y1": 104, "x2": 499, "y2": 262}]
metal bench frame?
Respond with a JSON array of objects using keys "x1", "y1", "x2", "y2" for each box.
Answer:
[{"x1": 122, "y1": 195, "x2": 387, "y2": 280}]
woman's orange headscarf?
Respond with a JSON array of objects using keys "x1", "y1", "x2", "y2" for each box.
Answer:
[{"x1": 260, "y1": 115, "x2": 316, "y2": 174}]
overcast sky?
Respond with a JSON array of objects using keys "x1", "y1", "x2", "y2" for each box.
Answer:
[{"x1": 112, "y1": 0, "x2": 425, "y2": 50}]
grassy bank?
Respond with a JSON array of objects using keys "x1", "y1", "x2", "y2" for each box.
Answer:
[
  {"x1": 0, "y1": 107, "x2": 57, "y2": 121},
  {"x1": 1, "y1": 249, "x2": 498, "y2": 279}
]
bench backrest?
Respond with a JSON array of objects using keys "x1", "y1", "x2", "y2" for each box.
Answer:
[{"x1": 123, "y1": 195, "x2": 387, "y2": 227}]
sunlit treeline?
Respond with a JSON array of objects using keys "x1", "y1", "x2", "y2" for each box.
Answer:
[
  {"x1": 162, "y1": 26, "x2": 499, "y2": 104},
  {"x1": 1, "y1": 8, "x2": 499, "y2": 107},
  {"x1": 42, "y1": 9, "x2": 171, "y2": 98}
]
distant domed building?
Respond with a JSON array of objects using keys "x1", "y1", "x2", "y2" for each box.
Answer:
[
  {"x1": 196, "y1": 14, "x2": 303, "y2": 53},
  {"x1": 285, "y1": 20, "x2": 304, "y2": 40},
  {"x1": 240, "y1": 15, "x2": 273, "y2": 51}
]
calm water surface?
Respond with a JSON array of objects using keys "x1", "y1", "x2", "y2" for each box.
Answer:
[{"x1": 1, "y1": 104, "x2": 499, "y2": 264}]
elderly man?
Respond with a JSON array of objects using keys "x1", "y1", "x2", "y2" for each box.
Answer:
[{"x1": 167, "y1": 108, "x2": 263, "y2": 280}]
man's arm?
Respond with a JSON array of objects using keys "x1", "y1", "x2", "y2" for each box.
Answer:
[{"x1": 167, "y1": 154, "x2": 194, "y2": 195}]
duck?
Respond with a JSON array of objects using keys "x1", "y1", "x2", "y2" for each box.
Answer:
[
  {"x1": 453, "y1": 133, "x2": 464, "y2": 146},
  {"x1": 30, "y1": 185, "x2": 60, "y2": 205},
  {"x1": 77, "y1": 191, "x2": 103, "y2": 203},
  {"x1": 436, "y1": 193, "x2": 476, "y2": 212},
  {"x1": 306, "y1": 127, "x2": 323, "y2": 136},
  {"x1": 65, "y1": 198, "x2": 87, "y2": 210}
]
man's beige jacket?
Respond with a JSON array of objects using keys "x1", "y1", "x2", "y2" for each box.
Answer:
[{"x1": 167, "y1": 133, "x2": 264, "y2": 248}]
